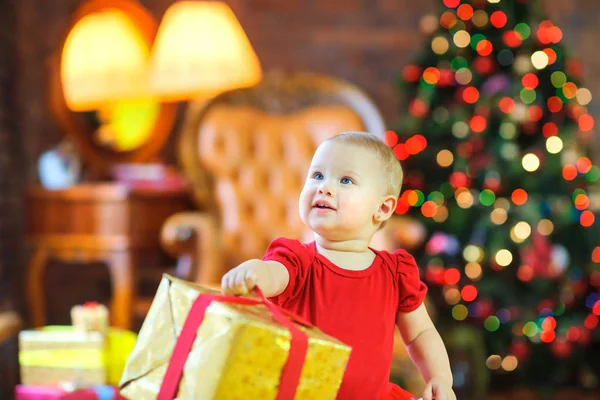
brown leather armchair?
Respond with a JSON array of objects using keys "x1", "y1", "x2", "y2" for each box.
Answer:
[{"x1": 161, "y1": 71, "x2": 426, "y2": 286}]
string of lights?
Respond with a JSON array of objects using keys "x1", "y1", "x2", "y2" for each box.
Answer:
[{"x1": 391, "y1": 0, "x2": 600, "y2": 388}]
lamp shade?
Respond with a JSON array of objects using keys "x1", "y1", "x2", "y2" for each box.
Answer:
[
  {"x1": 61, "y1": 9, "x2": 151, "y2": 111},
  {"x1": 148, "y1": 1, "x2": 262, "y2": 101}
]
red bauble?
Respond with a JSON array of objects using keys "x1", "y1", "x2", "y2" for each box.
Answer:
[
  {"x1": 473, "y1": 57, "x2": 496, "y2": 75},
  {"x1": 478, "y1": 299, "x2": 494, "y2": 319},
  {"x1": 520, "y1": 232, "x2": 553, "y2": 278},
  {"x1": 551, "y1": 338, "x2": 572, "y2": 359},
  {"x1": 438, "y1": 68, "x2": 455, "y2": 86},
  {"x1": 484, "y1": 177, "x2": 501, "y2": 193},
  {"x1": 510, "y1": 340, "x2": 530, "y2": 360}
]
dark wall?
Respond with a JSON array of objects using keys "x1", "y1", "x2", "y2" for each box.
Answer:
[
  {"x1": 13, "y1": 0, "x2": 600, "y2": 173},
  {"x1": 0, "y1": 0, "x2": 21, "y2": 309},
  {"x1": 3, "y1": 0, "x2": 600, "y2": 311}
]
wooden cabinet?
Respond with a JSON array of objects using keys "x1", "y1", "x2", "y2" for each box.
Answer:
[{"x1": 25, "y1": 183, "x2": 191, "y2": 329}]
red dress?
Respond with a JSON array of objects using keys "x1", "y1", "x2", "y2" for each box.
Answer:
[{"x1": 263, "y1": 238, "x2": 427, "y2": 400}]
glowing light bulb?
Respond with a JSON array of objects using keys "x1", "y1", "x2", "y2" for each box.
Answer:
[
  {"x1": 465, "y1": 262, "x2": 483, "y2": 280},
  {"x1": 513, "y1": 221, "x2": 532, "y2": 241},
  {"x1": 491, "y1": 208, "x2": 508, "y2": 225},
  {"x1": 502, "y1": 356, "x2": 518, "y2": 371},
  {"x1": 546, "y1": 136, "x2": 563, "y2": 154},
  {"x1": 531, "y1": 51, "x2": 549, "y2": 69},
  {"x1": 522, "y1": 153, "x2": 540, "y2": 172},
  {"x1": 576, "y1": 88, "x2": 592, "y2": 105},
  {"x1": 432, "y1": 36, "x2": 449, "y2": 54},
  {"x1": 463, "y1": 245, "x2": 484, "y2": 263},
  {"x1": 454, "y1": 31, "x2": 471, "y2": 48},
  {"x1": 495, "y1": 249, "x2": 513, "y2": 267},
  {"x1": 537, "y1": 219, "x2": 554, "y2": 236},
  {"x1": 486, "y1": 355, "x2": 502, "y2": 370},
  {"x1": 437, "y1": 149, "x2": 454, "y2": 167}
]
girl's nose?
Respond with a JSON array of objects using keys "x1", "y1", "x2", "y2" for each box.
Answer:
[{"x1": 318, "y1": 181, "x2": 335, "y2": 197}]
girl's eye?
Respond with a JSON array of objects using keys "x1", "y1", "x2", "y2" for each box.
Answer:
[
  {"x1": 341, "y1": 177, "x2": 353, "y2": 185},
  {"x1": 313, "y1": 172, "x2": 324, "y2": 180}
]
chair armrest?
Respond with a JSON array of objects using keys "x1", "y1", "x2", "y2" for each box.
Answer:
[
  {"x1": 0, "y1": 311, "x2": 22, "y2": 343},
  {"x1": 160, "y1": 212, "x2": 224, "y2": 285}
]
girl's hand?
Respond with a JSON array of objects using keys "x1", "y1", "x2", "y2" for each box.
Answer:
[
  {"x1": 422, "y1": 377, "x2": 456, "y2": 400},
  {"x1": 221, "y1": 265, "x2": 258, "y2": 296}
]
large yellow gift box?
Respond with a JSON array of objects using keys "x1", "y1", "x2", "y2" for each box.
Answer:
[{"x1": 119, "y1": 275, "x2": 351, "y2": 400}]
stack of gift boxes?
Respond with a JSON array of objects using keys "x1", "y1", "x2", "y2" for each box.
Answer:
[
  {"x1": 14, "y1": 275, "x2": 355, "y2": 399},
  {"x1": 15, "y1": 303, "x2": 136, "y2": 400}
]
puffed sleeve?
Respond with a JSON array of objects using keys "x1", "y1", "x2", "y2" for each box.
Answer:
[
  {"x1": 394, "y1": 249, "x2": 428, "y2": 313},
  {"x1": 262, "y1": 237, "x2": 312, "y2": 305}
]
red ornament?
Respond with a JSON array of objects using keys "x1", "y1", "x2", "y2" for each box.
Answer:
[
  {"x1": 542, "y1": 122, "x2": 558, "y2": 137},
  {"x1": 443, "y1": 0, "x2": 460, "y2": 8},
  {"x1": 521, "y1": 121, "x2": 538, "y2": 135},
  {"x1": 425, "y1": 265, "x2": 446, "y2": 285},
  {"x1": 395, "y1": 196, "x2": 410, "y2": 215},
  {"x1": 551, "y1": 338, "x2": 572, "y2": 358},
  {"x1": 393, "y1": 143, "x2": 410, "y2": 161},
  {"x1": 438, "y1": 68, "x2": 455, "y2": 86},
  {"x1": 462, "y1": 86, "x2": 480, "y2": 104},
  {"x1": 520, "y1": 232, "x2": 553, "y2": 278},
  {"x1": 405, "y1": 173, "x2": 425, "y2": 191},
  {"x1": 402, "y1": 65, "x2": 422, "y2": 82},
  {"x1": 566, "y1": 60, "x2": 583, "y2": 77},
  {"x1": 490, "y1": 11, "x2": 507, "y2": 28},
  {"x1": 473, "y1": 57, "x2": 495, "y2": 75},
  {"x1": 444, "y1": 268, "x2": 461, "y2": 285},
  {"x1": 566, "y1": 326, "x2": 581, "y2": 342},
  {"x1": 499, "y1": 97, "x2": 516, "y2": 114},
  {"x1": 537, "y1": 299, "x2": 554, "y2": 314},
  {"x1": 484, "y1": 177, "x2": 501, "y2": 193},
  {"x1": 384, "y1": 130, "x2": 399, "y2": 147},
  {"x1": 449, "y1": 172, "x2": 470, "y2": 188},
  {"x1": 409, "y1": 99, "x2": 429, "y2": 117},
  {"x1": 477, "y1": 300, "x2": 494, "y2": 319},
  {"x1": 522, "y1": 73, "x2": 539, "y2": 89},
  {"x1": 470, "y1": 115, "x2": 487, "y2": 132},
  {"x1": 509, "y1": 340, "x2": 529, "y2": 360},
  {"x1": 461, "y1": 285, "x2": 478, "y2": 302},
  {"x1": 578, "y1": 327, "x2": 592, "y2": 345},
  {"x1": 406, "y1": 134, "x2": 427, "y2": 154},
  {"x1": 503, "y1": 30, "x2": 522, "y2": 47}
]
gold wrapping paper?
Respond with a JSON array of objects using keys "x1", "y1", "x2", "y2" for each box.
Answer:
[
  {"x1": 19, "y1": 329, "x2": 106, "y2": 386},
  {"x1": 119, "y1": 274, "x2": 351, "y2": 400}
]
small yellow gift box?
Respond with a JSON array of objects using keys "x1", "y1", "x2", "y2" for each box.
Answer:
[
  {"x1": 119, "y1": 275, "x2": 351, "y2": 399},
  {"x1": 18, "y1": 326, "x2": 137, "y2": 387},
  {"x1": 19, "y1": 329, "x2": 106, "y2": 386}
]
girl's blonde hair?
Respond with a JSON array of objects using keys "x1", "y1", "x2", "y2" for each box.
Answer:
[{"x1": 325, "y1": 131, "x2": 404, "y2": 198}]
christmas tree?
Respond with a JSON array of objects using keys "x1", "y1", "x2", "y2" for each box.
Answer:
[{"x1": 390, "y1": 0, "x2": 600, "y2": 390}]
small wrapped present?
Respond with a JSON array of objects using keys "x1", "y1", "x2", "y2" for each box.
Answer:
[
  {"x1": 119, "y1": 275, "x2": 351, "y2": 399},
  {"x1": 18, "y1": 326, "x2": 137, "y2": 388},
  {"x1": 15, "y1": 384, "x2": 126, "y2": 400},
  {"x1": 19, "y1": 329, "x2": 106, "y2": 386},
  {"x1": 71, "y1": 302, "x2": 109, "y2": 334}
]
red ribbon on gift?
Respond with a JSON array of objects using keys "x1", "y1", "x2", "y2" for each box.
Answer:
[{"x1": 157, "y1": 287, "x2": 310, "y2": 400}]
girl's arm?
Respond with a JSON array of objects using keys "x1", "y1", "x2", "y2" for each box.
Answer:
[
  {"x1": 396, "y1": 303, "x2": 453, "y2": 388},
  {"x1": 221, "y1": 259, "x2": 289, "y2": 297}
]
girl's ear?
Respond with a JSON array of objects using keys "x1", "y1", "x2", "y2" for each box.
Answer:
[{"x1": 376, "y1": 195, "x2": 397, "y2": 222}]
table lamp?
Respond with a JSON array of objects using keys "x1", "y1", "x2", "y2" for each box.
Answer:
[{"x1": 148, "y1": 1, "x2": 262, "y2": 101}]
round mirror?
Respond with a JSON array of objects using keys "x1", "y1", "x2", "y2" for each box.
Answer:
[{"x1": 48, "y1": 0, "x2": 177, "y2": 179}]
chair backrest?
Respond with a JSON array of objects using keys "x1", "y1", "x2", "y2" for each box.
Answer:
[{"x1": 178, "y1": 71, "x2": 386, "y2": 268}]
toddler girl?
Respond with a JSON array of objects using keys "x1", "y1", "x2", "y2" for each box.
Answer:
[{"x1": 222, "y1": 132, "x2": 455, "y2": 400}]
